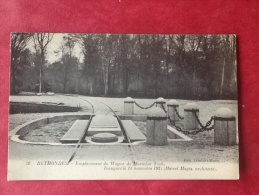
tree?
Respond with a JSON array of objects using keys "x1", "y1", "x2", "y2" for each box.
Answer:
[
  {"x1": 56, "y1": 35, "x2": 76, "y2": 93},
  {"x1": 219, "y1": 35, "x2": 236, "y2": 99},
  {"x1": 33, "y1": 33, "x2": 54, "y2": 93},
  {"x1": 75, "y1": 34, "x2": 99, "y2": 95},
  {"x1": 53, "y1": 33, "x2": 237, "y2": 100},
  {"x1": 149, "y1": 35, "x2": 166, "y2": 97},
  {"x1": 44, "y1": 56, "x2": 79, "y2": 93},
  {"x1": 10, "y1": 33, "x2": 32, "y2": 94},
  {"x1": 97, "y1": 34, "x2": 114, "y2": 95},
  {"x1": 137, "y1": 34, "x2": 152, "y2": 96}
]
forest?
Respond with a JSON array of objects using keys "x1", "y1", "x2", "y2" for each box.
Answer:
[{"x1": 10, "y1": 33, "x2": 237, "y2": 100}]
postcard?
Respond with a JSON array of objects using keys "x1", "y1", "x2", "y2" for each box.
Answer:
[{"x1": 8, "y1": 33, "x2": 238, "y2": 180}]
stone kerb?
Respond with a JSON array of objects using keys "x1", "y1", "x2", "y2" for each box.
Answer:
[
  {"x1": 184, "y1": 103, "x2": 199, "y2": 131},
  {"x1": 167, "y1": 99, "x2": 179, "y2": 121},
  {"x1": 10, "y1": 114, "x2": 90, "y2": 137},
  {"x1": 10, "y1": 117, "x2": 49, "y2": 137},
  {"x1": 124, "y1": 97, "x2": 134, "y2": 115},
  {"x1": 9, "y1": 102, "x2": 81, "y2": 114},
  {"x1": 146, "y1": 107, "x2": 168, "y2": 146},
  {"x1": 214, "y1": 107, "x2": 237, "y2": 145},
  {"x1": 155, "y1": 97, "x2": 166, "y2": 112}
]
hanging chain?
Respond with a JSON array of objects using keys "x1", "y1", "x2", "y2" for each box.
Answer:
[
  {"x1": 173, "y1": 107, "x2": 184, "y2": 120},
  {"x1": 134, "y1": 101, "x2": 155, "y2": 109},
  {"x1": 168, "y1": 117, "x2": 200, "y2": 135},
  {"x1": 161, "y1": 103, "x2": 167, "y2": 113},
  {"x1": 192, "y1": 110, "x2": 214, "y2": 130},
  {"x1": 168, "y1": 114, "x2": 214, "y2": 135}
]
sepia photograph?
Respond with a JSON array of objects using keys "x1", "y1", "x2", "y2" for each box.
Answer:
[{"x1": 8, "y1": 33, "x2": 238, "y2": 180}]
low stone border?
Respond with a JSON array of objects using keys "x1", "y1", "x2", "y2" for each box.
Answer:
[
  {"x1": 10, "y1": 101, "x2": 81, "y2": 114},
  {"x1": 9, "y1": 113, "x2": 90, "y2": 137},
  {"x1": 9, "y1": 114, "x2": 192, "y2": 146},
  {"x1": 119, "y1": 115, "x2": 147, "y2": 121},
  {"x1": 10, "y1": 134, "x2": 145, "y2": 146}
]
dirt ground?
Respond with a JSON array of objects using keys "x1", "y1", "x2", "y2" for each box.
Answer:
[{"x1": 19, "y1": 120, "x2": 75, "y2": 143}]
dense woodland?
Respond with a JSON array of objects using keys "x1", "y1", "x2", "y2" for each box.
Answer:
[{"x1": 11, "y1": 33, "x2": 237, "y2": 100}]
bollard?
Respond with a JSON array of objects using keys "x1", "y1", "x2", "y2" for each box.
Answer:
[
  {"x1": 184, "y1": 103, "x2": 199, "y2": 131},
  {"x1": 146, "y1": 107, "x2": 168, "y2": 146},
  {"x1": 167, "y1": 99, "x2": 180, "y2": 121},
  {"x1": 155, "y1": 97, "x2": 166, "y2": 112},
  {"x1": 124, "y1": 97, "x2": 134, "y2": 115},
  {"x1": 214, "y1": 108, "x2": 237, "y2": 145}
]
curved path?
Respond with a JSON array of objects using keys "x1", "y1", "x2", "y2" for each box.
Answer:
[
  {"x1": 54, "y1": 94, "x2": 123, "y2": 115},
  {"x1": 9, "y1": 94, "x2": 137, "y2": 176}
]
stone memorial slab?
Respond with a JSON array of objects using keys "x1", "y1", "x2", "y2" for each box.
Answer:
[
  {"x1": 60, "y1": 120, "x2": 89, "y2": 143},
  {"x1": 121, "y1": 120, "x2": 146, "y2": 141},
  {"x1": 87, "y1": 115, "x2": 122, "y2": 136}
]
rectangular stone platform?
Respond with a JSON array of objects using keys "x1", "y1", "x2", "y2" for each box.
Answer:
[
  {"x1": 121, "y1": 120, "x2": 146, "y2": 141},
  {"x1": 87, "y1": 115, "x2": 122, "y2": 136},
  {"x1": 60, "y1": 120, "x2": 89, "y2": 143}
]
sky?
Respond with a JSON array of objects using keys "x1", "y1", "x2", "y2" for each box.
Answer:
[{"x1": 27, "y1": 33, "x2": 82, "y2": 64}]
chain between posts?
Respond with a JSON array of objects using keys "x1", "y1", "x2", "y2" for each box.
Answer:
[
  {"x1": 134, "y1": 101, "x2": 155, "y2": 109},
  {"x1": 168, "y1": 115, "x2": 214, "y2": 135},
  {"x1": 161, "y1": 103, "x2": 167, "y2": 113},
  {"x1": 173, "y1": 107, "x2": 184, "y2": 120},
  {"x1": 168, "y1": 117, "x2": 199, "y2": 135},
  {"x1": 192, "y1": 110, "x2": 214, "y2": 130}
]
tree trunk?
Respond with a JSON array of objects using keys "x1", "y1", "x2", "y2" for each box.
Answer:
[
  {"x1": 39, "y1": 52, "x2": 45, "y2": 93},
  {"x1": 192, "y1": 64, "x2": 196, "y2": 98},
  {"x1": 39, "y1": 68, "x2": 42, "y2": 93},
  {"x1": 89, "y1": 78, "x2": 93, "y2": 95},
  {"x1": 63, "y1": 79, "x2": 67, "y2": 93},
  {"x1": 104, "y1": 66, "x2": 109, "y2": 96},
  {"x1": 10, "y1": 59, "x2": 16, "y2": 94},
  {"x1": 220, "y1": 58, "x2": 225, "y2": 99},
  {"x1": 104, "y1": 82, "x2": 108, "y2": 95}
]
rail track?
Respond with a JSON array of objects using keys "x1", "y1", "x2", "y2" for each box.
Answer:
[{"x1": 68, "y1": 95, "x2": 136, "y2": 164}]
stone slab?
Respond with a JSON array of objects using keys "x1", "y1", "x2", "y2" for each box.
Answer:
[
  {"x1": 87, "y1": 115, "x2": 122, "y2": 136},
  {"x1": 167, "y1": 125, "x2": 192, "y2": 141},
  {"x1": 121, "y1": 120, "x2": 146, "y2": 141},
  {"x1": 91, "y1": 133, "x2": 119, "y2": 143},
  {"x1": 60, "y1": 120, "x2": 89, "y2": 143}
]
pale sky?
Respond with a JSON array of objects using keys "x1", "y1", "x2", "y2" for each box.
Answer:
[{"x1": 27, "y1": 33, "x2": 82, "y2": 64}]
